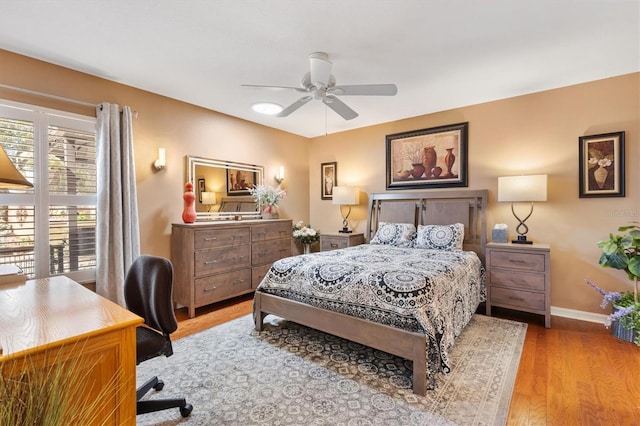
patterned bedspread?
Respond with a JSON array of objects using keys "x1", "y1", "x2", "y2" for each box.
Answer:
[{"x1": 256, "y1": 244, "x2": 486, "y2": 383}]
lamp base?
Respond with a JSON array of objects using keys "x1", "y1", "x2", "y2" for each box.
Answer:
[
  {"x1": 512, "y1": 235, "x2": 533, "y2": 244},
  {"x1": 339, "y1": 228, "x2": 352, "y2": 234}
]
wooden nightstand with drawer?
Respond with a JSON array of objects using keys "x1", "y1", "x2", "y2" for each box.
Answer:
[
  {"x1": 320, "y1": 233, "x2": 365, "y2": 251},
  {"x1": 485, "y1": 242, "x2": 551, "y2": 328}
]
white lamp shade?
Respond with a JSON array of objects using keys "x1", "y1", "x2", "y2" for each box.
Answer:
[
  {"x1": 0, "y1": 144, "x2": 33, "y2": 188},
  {"x1": 332, "y1": 186, "x2": 359, "y2": 205},
  {"x1": 201, "y1": 192, "x2": 217, "y2": 205},
  {"x1": 498, "y1": 174, "x2": 547, "y2": 202}
]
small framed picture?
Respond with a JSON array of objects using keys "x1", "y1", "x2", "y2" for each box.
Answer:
[
  {"x1": 321, "y1": 162, "x2": 337, "y2": 200},
  {"x1": 578, "y1": 131, "x2": 625, "y2": 198},
  {"x1": 197, "y1": 178, "x2": 205, "y2": 203}
]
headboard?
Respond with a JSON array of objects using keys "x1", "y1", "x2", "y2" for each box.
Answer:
[{"x1": 366, "y1": 190, "x2": 488, "y2": 262}]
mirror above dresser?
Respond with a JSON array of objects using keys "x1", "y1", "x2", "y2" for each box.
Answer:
[{"x1": 185, "y1": 155, "x2": 263, "y2": 221}]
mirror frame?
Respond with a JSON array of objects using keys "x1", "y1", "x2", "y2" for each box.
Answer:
[{"x1": 186, "y1": 155, "x2": 264, "y2": 220}]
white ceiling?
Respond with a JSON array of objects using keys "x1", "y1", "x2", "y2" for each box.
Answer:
[{"x1": 0, "y1": 1, "x2": 638, "y2": 138}]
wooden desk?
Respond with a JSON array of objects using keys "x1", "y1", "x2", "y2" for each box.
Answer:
[{"x1": 0, "y1": 276, "x2": 143, "y2": 425}]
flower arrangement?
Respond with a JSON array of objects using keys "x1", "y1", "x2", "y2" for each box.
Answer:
[
  {"x1": 249, "y1": 184, "x2": 286, "y2": 207},
  {"x1": 585, "y1": 224, "x2": 640, "y2": 345},
  {"x1": 292, "y1": 221, "x2": 320, "y2": 244}
]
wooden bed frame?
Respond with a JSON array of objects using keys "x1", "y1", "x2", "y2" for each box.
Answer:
[{"x1": 253, "y1": 189, "x2": 488, "y2": 395}]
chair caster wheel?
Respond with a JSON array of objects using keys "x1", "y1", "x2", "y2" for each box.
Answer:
[
  {"x1": 153, "y1": 380, "x2": 164, "y2": 391},
  {"x1": 180, "y1": 403, "x2": 193, "y2": 417}
]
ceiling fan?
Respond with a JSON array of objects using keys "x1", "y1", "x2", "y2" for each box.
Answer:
[{"x1": 243, "y1": 52, "x2": 398, "y2": 120}]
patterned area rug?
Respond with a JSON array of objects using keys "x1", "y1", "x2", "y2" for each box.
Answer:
[{"x1": 136, "y1": 313, "x2": 526, "y2": 426}]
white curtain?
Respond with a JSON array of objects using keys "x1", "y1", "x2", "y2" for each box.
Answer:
[{"x1": 95, "y1": 103, "x2": 140, "y2": 306}]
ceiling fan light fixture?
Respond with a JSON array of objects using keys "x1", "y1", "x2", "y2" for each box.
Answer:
[{"x1": 251, "y1": 102, "x2": 283, "y2": 115}]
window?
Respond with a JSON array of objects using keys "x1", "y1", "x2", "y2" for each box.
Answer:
[{"x1": 0, "y1": 100, "x2": 97, "y2": 282}]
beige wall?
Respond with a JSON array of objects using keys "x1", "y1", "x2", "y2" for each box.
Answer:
[
  {"x1": 309, "y1": 72, "x2": 640, "y2": 315},
  {"x1": 2, "y1": 49, "x2": 638, "y2": 315},
  {"x1": 0, "y1": 49, "x2": 310, "y2": 260}
]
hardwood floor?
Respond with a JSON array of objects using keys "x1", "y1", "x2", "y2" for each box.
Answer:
[{"x1": 173, "y1": 297, "x2": 640, "y2": 425}]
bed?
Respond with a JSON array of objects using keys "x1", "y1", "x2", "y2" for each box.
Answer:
[{"x1": 253, "y1": 189, "x2": 488, "y2": 395}]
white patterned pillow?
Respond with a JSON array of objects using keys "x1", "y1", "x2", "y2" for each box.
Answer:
[
  {"x1": 415, "y1": 223, "x2": 465, "y2": 251},
  {"x1": 369, "y1": 222, "x2": 416, "y2": 247}
]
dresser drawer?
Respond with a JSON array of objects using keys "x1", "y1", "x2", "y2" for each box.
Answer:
[
  {"x1": 252, "y1": 263, "x2": 271, "y2": 289},
  {"x1": 252, "y1": 222, "x2": 291, "y2": 242},
  {"x1": 489, "y1": 250, "x2": 546, "y2": 272},
  {"x1": 491, "y1": 287, "x2": 545, "y2": 311},
  {"x1": 489, "y1": 269, "x2": 546, "y2": 292},
  {"x1": 194, "y1": 227, "x2": 250, "y2": 250},
  {"x1": 252, "y1": 238, "x2": 291, "y2": 266},
  {"x1": 195, "y1": 245, "x2": 250, "y2": 276},
  {"x1": 195, "y1": 269, "x2": 252, "y2": 305}
]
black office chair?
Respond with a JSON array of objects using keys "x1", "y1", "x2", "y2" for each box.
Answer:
[{"x1": 124, "y1": 255, "x2": 193, "y2": 418}]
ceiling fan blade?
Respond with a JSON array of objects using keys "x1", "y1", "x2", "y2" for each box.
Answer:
[
  {"x1": 331, "y1": 84, "x2": 398, "y2": 96},
  {"x1": 277, "y1": 96, "x2": 312, "y2": 117},
  {"x1": 242, "y1": 84, "x2": 307, "y2": 92},
  {"x1": 309, "y1": 52, "x2": 332, "y2": 88},
  {"x1": 323, "y1": 95, "x2": 358, "y2": 120}
]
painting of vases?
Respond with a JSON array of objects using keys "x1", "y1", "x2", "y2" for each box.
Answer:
[{"x1": 386, "y1": 122, "x2": 468, "y2": 190}]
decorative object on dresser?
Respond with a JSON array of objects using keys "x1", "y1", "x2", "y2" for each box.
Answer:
[
  {"x1": 385, "y1": 122, "x2": 468, "y2": 190},
  {"x1": 249, "y1": 184, "x2": 286, "y2": 219},
  {"x1": 486, "y1": 242, "x2": 551, "y2": 328},
  {"x1": 292, "y1": 221, "x2": 320, "y2": 254},
  {"x1": 332, "y1": 186, "x2": 359, "y2": 233},
  {"x1": 171, "y1": 219, "x2": 292, "y2": 318},
  {"x1": 497, "y1": 174, "x2": 547, "y2": 244},
  {"x1": 181, "y1": 182, "x2": 196, "y2": 224},
  {"x1": 320, "y1": 232, "x2": 364, "y2": 251},
  {"x1": 584, "y1": 224, "x2": 640, "y2": 345},
  {"x1": 578, "y1": 131, "x2": 625, "y2": 198}
]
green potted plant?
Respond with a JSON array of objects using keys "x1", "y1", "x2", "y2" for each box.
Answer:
[{"x1": 586, "y1": 224, "x2": 640, "y2": 345}]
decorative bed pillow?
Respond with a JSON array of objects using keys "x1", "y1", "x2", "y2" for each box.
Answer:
[
  {"x1": 415, "y1": 223, "x2": 465, "y2": 251},
  {"x1": 369, "y1": 222, "x2": 416, "y2": 247}
]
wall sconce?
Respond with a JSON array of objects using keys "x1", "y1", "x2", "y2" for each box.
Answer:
[
  {"x1": 275, "y1": 166, "x2": 285, "y2": 184},
  {"x1": 201, "y1": 191, "x2": 217, "y2": 212},
  {"x1": 498, "y1": 174, "x2": 547, "y2": 244},
  {"x1": 0, "y1": 144, "x2": 33, "y2": 188},
  {"x1": 153, "y1": 147, "x2": 166, "y2": 171},
  {"x1": 332, "y1": 186, "x2": 359, "y2": 233}
]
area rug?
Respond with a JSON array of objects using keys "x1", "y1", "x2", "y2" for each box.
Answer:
[{"x1": 136, "y1": 313, "x2": 527, "y2": 426}]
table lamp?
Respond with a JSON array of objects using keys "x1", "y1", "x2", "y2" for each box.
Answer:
[
  {"x1": 201, "y1": 192, "x2": 217, "y2": 212},
  {"x1": 332, "y1": 186, "x2": 359, "y2": 233},
  {"x1": 0, "y1": 144, "x2": 33, "y2": 188},
  {"x1": 498, "y1": 174, "x2": 547, "y2": 244}
]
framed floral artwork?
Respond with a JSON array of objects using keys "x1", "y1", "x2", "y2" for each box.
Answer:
[
  {"x1": 578, "y1": 131, "x2": 625, "y2": 198},
  {"x1": 321, "y1": 162, "x2": 337, "y2": 200},
  {"x1": 386, "y1": 122, "x2": 468, "y2": 190}
]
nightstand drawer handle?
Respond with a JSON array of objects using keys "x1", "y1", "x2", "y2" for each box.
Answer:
[
  {"x1": 204, "y1": 237, "x2": 217, "y2": 241},
  {"x1": 204, "y1": 286, "x2": 217, "y2": 292},
  {"x1": 233, "y1": 279, "x2": 245, "y2": 285},
  {"x1": 204, "y1": 260, "x2": 217, "y2": 265},
  {"x1": 330, "y1": 243, "x2": 339, "y2": 248}
]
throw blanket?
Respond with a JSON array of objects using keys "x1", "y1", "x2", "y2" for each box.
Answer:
[{"x1": 256, "y1": 244, "x2": 485, "y2": 384}]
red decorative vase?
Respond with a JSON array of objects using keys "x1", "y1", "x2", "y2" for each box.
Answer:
[{"x1": 182, "y1": 182, "x2": 197, "y2": 223}]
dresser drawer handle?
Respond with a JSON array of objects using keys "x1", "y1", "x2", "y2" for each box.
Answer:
[
  {"x1": 204, "y1": 237, "x2": 217, "y2": 241},
  {"x1": 204, "y1": 260, "x2": 217, "y2": 265},
  {"x1": 233, "y1": 256, "x2": 247, "y2": 261},
  {"x1": 233, "y1": 279, "x2": 245, "y2": 285},
  {"x1": 203, "y1": 286, "x2": 217, "y2": 292}
]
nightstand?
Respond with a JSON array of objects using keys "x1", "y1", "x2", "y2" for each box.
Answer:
[
  {"x1": 485, "y1": 242, "x2": 551, "y2": 328},
  {"x1": 320, "y1": 233, "x2": 365, "y2": 251}
]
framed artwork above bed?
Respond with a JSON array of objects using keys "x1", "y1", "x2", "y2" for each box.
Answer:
[{"x1": 386, "y1": 122, "x2": 468, "y2": 190}]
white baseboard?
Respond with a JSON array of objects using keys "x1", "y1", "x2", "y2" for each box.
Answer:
[{"x1": 551, "y1": 306, "x2": 608, "y2": 324}]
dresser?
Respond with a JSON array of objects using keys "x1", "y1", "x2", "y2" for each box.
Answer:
[
  {"x1": 320, "y1": 232, "x2": 365, "y2": 251},
  {"x1": 485, "y1": 242, "x2": 551, "y2": 328},
  {"x1": 171, "y1": 219, "x2": 292, "y2": 318}
]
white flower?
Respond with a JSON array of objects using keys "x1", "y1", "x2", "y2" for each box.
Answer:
[
  {"x1": 249, "y1": 184, "x2": 286, "y2": 206},
  {"x1": 598, "y1": 158, "x2": 612, "y2": 168}
]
